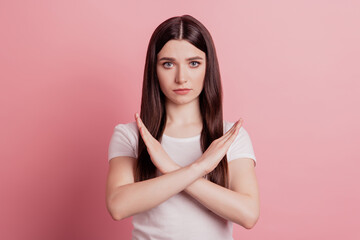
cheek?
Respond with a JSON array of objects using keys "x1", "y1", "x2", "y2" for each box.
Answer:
[
  {"x1": 157, "y1": 73, "x2": 170, "y2": 94},
  {"x1": 156, "y1": 68, "x2": 165, "y2": 88},
  {"x1": 157, "y1": 73, "x2": 177, "y2": 93},
  {"x1": 194, "y1": 67, "x2": 206, "y2": 86},
  {"x1": 157, "y1": 75, "x2": 169, "y2": 91},
  {"x1": 196, "y1": 70, "x2": 206, "y2": 80},
  {"x1": 157, "y1": 66, "x2": 172, "y2": 83}
]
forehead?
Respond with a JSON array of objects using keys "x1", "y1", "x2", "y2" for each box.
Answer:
[{"x1": 157, "y1": 40, "x2": 205, "y2": 58}]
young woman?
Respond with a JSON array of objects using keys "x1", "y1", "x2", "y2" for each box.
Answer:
[{"x1": 106, "y1": 15, "x2": 259, "y2": 239}]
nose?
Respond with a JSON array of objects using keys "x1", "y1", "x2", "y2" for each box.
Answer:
[{"x1": 175, "y1": 64, "x2": 188, "y2": 84}]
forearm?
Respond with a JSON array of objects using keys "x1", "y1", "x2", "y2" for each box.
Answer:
[
  {"x1": 184, "y1": 177, "x2": 258, "y2": 228},
  {"x1": 166, "y1": 164, "x2": 259, "y2": 229},
  {"x1": 108, "y1": 163, "x2": 204, "y2": 220}
]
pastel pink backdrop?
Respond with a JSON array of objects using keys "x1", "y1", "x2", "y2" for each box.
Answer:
[{"x1": 1, "y1": 0, "x2": 359, "y2": 239}]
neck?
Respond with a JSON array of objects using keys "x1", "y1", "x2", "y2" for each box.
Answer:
[{"x1": 165, "y1": 99, "x2": 202, "y2": 125}]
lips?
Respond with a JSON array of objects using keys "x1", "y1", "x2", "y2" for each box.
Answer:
[
  {"x1": 173, "y1": 88, "x2": 191, "y2": 95},
  {"x1": 174, "y1": 88, "x2": 191, "y2": 91}
]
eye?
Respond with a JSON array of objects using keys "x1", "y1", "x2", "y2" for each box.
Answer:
[
  {"x1": 190, "y1": 61, "x2": 200, "y2": 67},
  {"x1": 163, "y1": 62, "x2": 173, "y2": 68}
]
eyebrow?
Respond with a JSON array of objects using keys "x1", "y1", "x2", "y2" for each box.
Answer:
[{"x1": 158, "y1": 56, "x2": 204, "y2": 61}]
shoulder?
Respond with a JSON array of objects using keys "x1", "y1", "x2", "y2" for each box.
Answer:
[
  {"x1": 108, "y1": 121, "x2": 139, "y2": 161},
  {"x1": 111, "y1": 121, "x2": 139, "y2": 148},
  {"x1": 224, "y1": 120, "x2": 257, "y2": 166},
  {"x1": 223, "y1": 120, "x2": 250, "y2": 137},
  {"x1": 114, "y1": 121, "x2": 138, "y2": 139}
]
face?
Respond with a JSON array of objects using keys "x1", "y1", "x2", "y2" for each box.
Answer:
[{"x1": 156, "y1": 39, "x2": 206, "y2": 106}]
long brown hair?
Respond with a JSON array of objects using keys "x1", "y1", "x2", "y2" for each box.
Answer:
[{"x1": 135, "y1": 14, "x2": 229, "y2": 188}]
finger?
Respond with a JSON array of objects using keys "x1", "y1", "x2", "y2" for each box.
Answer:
[
  {"x1": 135, "y1": 114, "x2": 154, "y2": 145},
  {"x1": 221, "y1": 119, "x2": 243, "y2": 142},
  {"x1": 219, "y1": 123, "x2": 237, "y2": 142},
  {"x1": 227, "y1": 121, "x2": 242, "y2": 142},
  {"x1": 135, "y1": 113, "x2": 148, "y2": 138},
  {"x1": 137, "y1": 115, "x2": 152, "y2": 137},
  {"x1": 135, "y1": 113, "x2": 141, "y2": 128},
  {"x1": 135, "y1": 114, "x2": 144, "y2": 134},
  {"x1": 224, "y1": 119, "x2": 243, "y2": 145},
  {"x1": 221, "y1": 120, "x2": 243, "y2": 147},
  {"x1": 135, "y1": 113, "x2": 146, "y2": 132},
  {"x1": 224, "y1": 118, "x2": 242, "y2": 136}
]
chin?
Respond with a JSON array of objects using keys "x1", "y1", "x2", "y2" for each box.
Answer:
[
  {"x1": 175, "y1": 98, "x2": 198, "y2": 106},
  {"x1": 165, "y1": 93, "x2": 200, "y2": 105},
  {"x1": 173, "y1": 100, "x2": 190, "y2": 105}
]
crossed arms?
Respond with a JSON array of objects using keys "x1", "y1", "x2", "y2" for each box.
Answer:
[{"x1": 106, "y1": 115, "x2": 260, "y2": 229}]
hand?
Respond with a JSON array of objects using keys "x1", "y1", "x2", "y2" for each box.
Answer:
[
  {"x1": 194, "y1": 119, "x2": 243, "y2": 175},
  {"x1": 135, "y1": 113, "x2": 179, "y2": 173}
]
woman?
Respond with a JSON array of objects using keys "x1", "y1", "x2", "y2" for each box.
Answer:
[{"x1": 106, "y1": 14, "x2": 259, "y2": 239}]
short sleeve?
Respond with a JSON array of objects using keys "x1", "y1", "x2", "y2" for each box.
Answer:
[
  {"x1": 108, "y1": 122, "x2": 138, "y2": 162},
  {"x1": 225, "y1": 122, "x2": 257, "y2": 167}
]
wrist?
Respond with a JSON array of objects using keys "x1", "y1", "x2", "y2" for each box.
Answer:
[
  {"x1": 190, "y1": 161, "x2": 207, "y2": 177},
  {"x1": 162, "y1": 162, "x2": 181, "y2": 174}
]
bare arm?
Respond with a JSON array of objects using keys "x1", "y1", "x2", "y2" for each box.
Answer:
[
  {"x1": 106, "y1": 156, "x2": 204, "y2": 221},
  {"x1": 165, "y1": 158, "x2": 260, "y2": 229},
  {"x1": 106, "y1": 114, "x2": 242, "y2": 221}
]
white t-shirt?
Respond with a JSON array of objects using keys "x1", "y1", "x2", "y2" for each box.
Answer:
[{"x1": 108, "y1": 121, "x2": 257, "y2": 240}]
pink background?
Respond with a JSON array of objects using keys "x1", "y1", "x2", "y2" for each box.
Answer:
[{"x1": 1, "y1": 0, "x2": 359, "y2": 239}]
